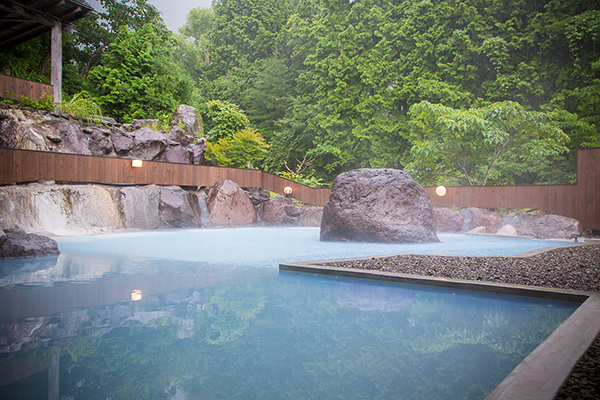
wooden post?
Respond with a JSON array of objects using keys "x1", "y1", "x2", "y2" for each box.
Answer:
[{"x1": 51, "y1": 22, "x2": 62, "y2": 103}]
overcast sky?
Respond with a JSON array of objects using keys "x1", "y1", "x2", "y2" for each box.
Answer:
[{"x1": 87, "y1": 0, "x2": 213, "y2": 32}]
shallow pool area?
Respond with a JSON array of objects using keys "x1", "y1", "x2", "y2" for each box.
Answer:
[{"x1": 0, "y1": 228, "x2": 588, "y2": 399}]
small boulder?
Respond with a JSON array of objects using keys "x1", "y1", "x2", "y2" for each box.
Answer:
[
  {"x1": 497, "y1": 224, "x2": 518, "y2": 236},
  {"x1": 516, "y1": 213, "x2": 582, "y2": 239},
  {"x1": 258, "y1": 196, "x2": 301, "y2": 224},
  {"x1": 168, "y1": 125, "x2": 191, "y2": 147},
  {"x1": 320, "y1": 169, "x2": 439, "y2": 243},
  {"x1": 86, "y1": 127, "x2": 114, "y2": 156},
  {"x1": 130, "y1": 127, "x2": 168, "y2": 160},
  {"x1": 188, "y1": 139, "x2": 208, "y2": 165},
  {"x1": 110, "y1": 127, "x2": 134, "y2": 154},
  {"x1": 433, "y1": 207, "x2": 464, "y2": 232},
  {"x1": 170, "y1": 104, "x2": 202, "y2": 142},
  {"x1": 206, "y1": 180, "x2": 257, "y2": 226},
  {"x1": 162, "y1": 144, "x2": 192, "y2": 164},
  {"x1": 131, "y1": 119, "x2": 159, "y2": 130},
  {"x1": 54, "y1": 122, "x2": 91, "y2": 155},
  {"x1": 300, "y1": 207, "x2": 324, "y2": 227},
  {"x1": 159, "y1": 186, "x2": 202, "y2": 228},
  {"x1": 0, "y1": 228, "x2": 60, "y2": 258},
  {"x1": 467, "y1": 208, "x2": 502, "y2": 234}
]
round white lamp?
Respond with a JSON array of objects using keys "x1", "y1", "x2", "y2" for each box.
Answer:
[
  {"x1": 283, "y1": 186, "x2": 293, "y2": 197},
  {"x1": 435, "y1": 185, "x2": 447, "y2": 197}
]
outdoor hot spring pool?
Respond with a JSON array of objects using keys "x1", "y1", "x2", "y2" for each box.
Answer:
[{"x1": 0, "y1": 228, "x2": 580, "y2": 399}]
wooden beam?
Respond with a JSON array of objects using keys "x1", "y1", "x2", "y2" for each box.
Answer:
[
  {"x1": 0, "y1": 1, "x2": 59, "y2": 28},
  {"x1": 51, "y1": 21, "x2": 62, "y2": 103}
]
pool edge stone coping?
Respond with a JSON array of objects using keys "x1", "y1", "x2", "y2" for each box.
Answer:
[{"x1": 279, "y1": 242, "x2": 600, "y2": 400}]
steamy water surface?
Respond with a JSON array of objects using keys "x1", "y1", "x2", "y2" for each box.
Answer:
[{"x1": 0, "y1": 228, "x2": 578, "y2": 399}]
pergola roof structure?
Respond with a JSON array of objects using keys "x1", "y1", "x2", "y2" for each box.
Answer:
[
  {"x1": 0, "y1": 0, "x2": 95, "y2": 102},
  {"x1": 0, "y1": 0, "x2": 94, "y2": 51}
]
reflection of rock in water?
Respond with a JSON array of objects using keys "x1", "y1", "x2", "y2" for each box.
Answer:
[
  {"x1": 333, "y1": 282, "x2": 415, "y2": 311},
  {"x1": 0, "y1": 289, "x2": 206, "y2": 354}
]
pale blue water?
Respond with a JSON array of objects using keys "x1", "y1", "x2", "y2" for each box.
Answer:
[{"x1": 0, "y1": 228, "x2": 578, "y2": 399}]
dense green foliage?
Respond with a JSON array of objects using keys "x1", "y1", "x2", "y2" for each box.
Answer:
[
  {"x1": 205, "y1": 129, "x2": 270, "y2": 168},
  {"x1": 2, "y1": 0, "x2": 599, "y2": 185},
  {"x1": 407, "y1": 101, "x2": 570, "y2": 185}
]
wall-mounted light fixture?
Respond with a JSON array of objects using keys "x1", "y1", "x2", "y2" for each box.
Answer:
[
  {"x1": 435, "y1": 185, "x2": 447, "y2": 197},
  {"x1": 283, "y1": 186, "x2": 293, "y2": 197},
  {"x1": 131, "y1": 289, "x2": 142, "y2": 301},
  {"x1": 132, "y1": 159, "x2": 143, "y2": 168}
]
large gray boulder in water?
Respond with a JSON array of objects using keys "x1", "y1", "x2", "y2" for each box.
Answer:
[
  {"x1": 320, "y1": 169, "x2": 439, "y2": 243},
  {"x1": 0, "y1": 228, "x2": 60, "y2": 258}
]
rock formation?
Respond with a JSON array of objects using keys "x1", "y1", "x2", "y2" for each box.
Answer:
[
  {"x1": 320, "y1": 169, "x2": 439, "y2": 243},
  {"x1": 170, "y1": 104, "x2": 203, "y2": 144},
  {"x1": 433, "y1": 207, "x2": 464, "y2": 232},
  {"x1": 258, "y1": 196, "x2": 303, "y2": 224},
  {"x1": 467, "y1": 207, "x2": 503, "y2": 233},
  {"x1": 0, "y1": 183, "x2": 203, "y2": 235},
  {"x1": 160, "y1": 186, "x2": 203, "y2": 228},
  {"x1": 0, "y1": 105, "x2": 208, "y2": 165},
  {"x1": 0, "y1": 228, "x2": 60, "y2": 258},
  {"x1": 515, "y1": 213, "x2": 582, "y2": 239},
  {"x1": 300, "y1": 207, "x2": 324, "y2": 227},
  {"x1": 206, "y1": 180, "x2": 257, "y2": 226}
]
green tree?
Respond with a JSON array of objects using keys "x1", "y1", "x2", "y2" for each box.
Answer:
[
  {"x1": 199, "y1": 100, "x2": 251, "y2": 141},
  {"x1": 205, "y1": 129, "x2": 270, "y2": 168},
  {"x1": 87, "y1": 24, "x2": 193, "y2": 122},
  {"x1": 406, "y1": 101, "x2": 570, "y2": 186}
]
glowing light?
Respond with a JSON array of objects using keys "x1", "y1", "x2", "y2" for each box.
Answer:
[
  {"x1": 283, "y1": 186, "x2": 293, "y2": 196},
  {"x1": 131, "y1": 159, "x2": 143, "y2": 168},
  {"x1": 131, "y1": 289, "x2": 142, "y2": 301},
  {"x1": 435, "y1": 185, "x2": 447, "y2": 196}
]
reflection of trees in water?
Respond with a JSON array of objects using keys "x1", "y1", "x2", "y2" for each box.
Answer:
[
  {"x1": 201, "y1": 286, "x2": 266, "y2": 345},
  {"x1": 0, "y1": 275, "x2": 577, "y2": 400}
]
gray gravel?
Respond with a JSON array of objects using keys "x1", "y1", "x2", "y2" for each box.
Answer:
[{"x1": 319, "y1": 243, "x2": 600, "y2": 400}]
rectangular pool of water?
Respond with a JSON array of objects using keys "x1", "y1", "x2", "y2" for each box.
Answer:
[{"x1": 0, "y1": 228, "x2": 597, "y2": 399}]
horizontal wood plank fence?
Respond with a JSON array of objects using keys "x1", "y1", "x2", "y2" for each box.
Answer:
[
  {"x1": 0, "y1": 148, "x2": 332, "y2": 206},
  {"x1": 1, "y1": 147, "x2": 598, "y2": 230},
  {"x1": 0, "y1": 74, "x2": 53, "y2": 101},
  {"x1": 424, "y1": 148, "x2": 600, "y2": 231}
]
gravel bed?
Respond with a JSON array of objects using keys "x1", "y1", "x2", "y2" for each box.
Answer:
[{"x1": 318, "y1": 243, "x2": 600, "y2": 400}]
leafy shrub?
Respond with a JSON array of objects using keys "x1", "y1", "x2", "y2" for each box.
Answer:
[
  {"x1": 205, "y1": 129, "x2": 269, "y2": 168},
  {"x1": 199, "y1": 100, "x2": 250, "y2": 141}
]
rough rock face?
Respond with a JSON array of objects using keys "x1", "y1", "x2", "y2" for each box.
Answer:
[
  {"x1": 258, "y1": 196, "x2": 301, "y2": 224},
  {"x1": 206, "y1": 180, "x2": 257, "y2": 226},
  {"x1": 300, "y1": 207, "x2": 324, "y2": 227},
  {"x1": 0, "y1": 228, "x2": 60, "y2": 258},
  {"x1": 170, "y1": 104, "x2": 202, "y2": 142},
  {"x1": 118, "y1": 185, "x2": 161, "y2": 229},
  {"x1": 467, "y1": 207, "x2": 502, "y2": 233},
  {"x1": 130, "y1": 127, "x2": 168, "y2": 160},
  {"x1": 0, "y1": 183, "x2": 203, "y2": 235},
  {"x1": 433, "y1": 207, "x2": 464, "y2": 232},
  {"x1": 54, "y1": 122, "x2": 92, "y2": 155},
  {"x1": 84, "y1": 126, "x2": 115, "y2": 156},
  {"x1": 110, "y1": 127, "x2": 135, "y2": 154},
  {"x1": 0, "y1": 106, "x2": 208, "y2": 164},
  {"x1": 159, "y1": 186, "x2": 202, "y2": 228},
  {"x1": 516, "y1": 213, "x2": 582, "y2": 239},
  {"x1": 320, "y1": 169, "x2": 439, "y2": 243},
  {"x1": 162, "y1": 143, "x2": 192, "y2": 164}
]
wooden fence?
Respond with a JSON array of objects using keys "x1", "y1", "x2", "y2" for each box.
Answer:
[
  {"x1": 1, "y1": 147, "x2": 599, "y2": 230},
  {"x1": 0, "y1": 148, "x2": 332, "y2": 206},
  {"x1": 0, "y1": 74, "x2": 53, "y2": 101},
  {"x1": 424, "y1": 148, "x2": 600, "y2": 231}
]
